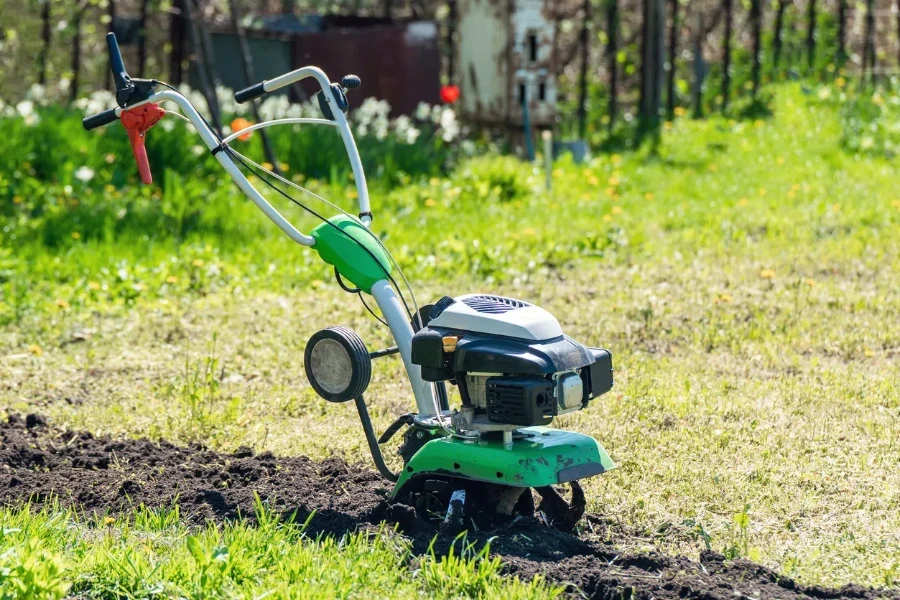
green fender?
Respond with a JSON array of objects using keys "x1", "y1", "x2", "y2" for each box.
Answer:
[
  {"x1": 311, "y1": 214, "x2": 391, "y2": 294},
  {"x1": 391, "y1": 427, "x2": 615, "y2": 497}
]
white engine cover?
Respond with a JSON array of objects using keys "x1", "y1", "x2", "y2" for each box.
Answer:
[{"x1": 428, "y1": 294, "x2": 563, "y2": 341}]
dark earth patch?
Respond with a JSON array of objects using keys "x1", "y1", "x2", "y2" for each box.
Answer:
[{"x1": 1, "y1": 414, "x2": 896, "y2": 600}]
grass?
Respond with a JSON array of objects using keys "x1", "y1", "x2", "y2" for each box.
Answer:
[
  {"x1": 0, "y1": 503, "x2": 560, "y2": 599},
  {"x1": 2, "y1": 83, "x2": 900, "y2": 590}
]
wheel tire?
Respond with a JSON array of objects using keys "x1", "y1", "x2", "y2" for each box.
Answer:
[{"x1": 304, "y1": 326, "x2": 371, "y2": 403}]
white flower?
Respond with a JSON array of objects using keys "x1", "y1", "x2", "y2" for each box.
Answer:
[
  {"x1": 439, "y1": 107, "x2": 459, "y2": 142},
  {"x1": 191, "y1": 145, "x2": 205, "y2": 156},
  {"x1": 15, "y1": 100, "x2": 34, "y2": 118},
  {"x1": 74, "y1": 166, "x2": 95, "y2": 183},
  {"x1": 415, "y1": 102, "x2": 431, "y2": 121},
  {"x1": 26, "y1": 84, "x2": 46, "y2": 104}
]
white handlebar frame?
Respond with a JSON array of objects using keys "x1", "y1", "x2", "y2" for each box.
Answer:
[{"x1": 108, "y1": 72, "x2": 438, "y2": 417}]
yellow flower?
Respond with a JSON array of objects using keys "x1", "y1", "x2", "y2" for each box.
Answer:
[
  {"x1": 611, "y1": 206, "x2": 623, "y2": 215},
  {"x1": 759, "y1": 269, "x2": 776, "y2": 279},
  {"x1": 429, "y1": 177, "x2": 441, "y2": 186},
  {"x1": 831, "y1": 203, "x2": 841, "y2": 212},
  {"x1": 708, "y1": 164, "x2": 718, "y2": 172},
  {"x1": 105, "y1": 153, "x2": 116, "y2": 164},
  {"x1": 424, "y1": 198, "x2": 436, "y2": 207},
  {"x1": 759, "y1": 187, "x2": 767, "y2": 196},
  {"x1": 644, "y1": 192, "x2": 654, "y2": 201},
  {"x1": 166, "y1": 275, "x2": 178, "y2": 284},
  {"x1": 346, "y1": 189, "x2": 358, "y2": 199},
  {"x1": 104, "y1": 184, "x2": 116, "y2": 194},
  {"x1": 608, "y1": 174, "x2": 620, "y2": 186},
  {"x1": 864, "y1": 347, "x2": 875, "y2": 357},
  {"x1": 873, "y1": 94, "x2": 884, "y2": 107},
  {"x1": 804, "y1": 278, "x2": 816, "y2": 287},
  {"x1": 836, "y1": 77, "x2": 846, "y2": 87},
  {"x1": 71, "y1": 231, "x2": 81, "y2": 240},
  {"x1": 673, "y1": 106, "x2": 687, "y2": 117},
  {"x1": 776, "y1": 156, "x2": 785, "y2": 165},
  {"x1": 754, "y1": 119, "x2": 764, "y2": 128},
  {"x1": 603, "y1": 214, "x2": 613, "y2": 222},
  {"x1": 664, "y1": 121, "x2": 673, "y2": 130},
  {"x1": 12, "y1": 196, "x2": 22, "y2": 204},
  {"x1": 279, "y1": 162, "x2": 290, "y2": 172},
  {"x1": 28, "y1": 344, "x2": 43, "y2": 357},
  {"x1": 611, "y1": 154, "x2": 621, "y2": 166},
  {"x1": 192, "y1": 259, "x2": 205, "y2": 267},
  {"x1": 587, "y1": 175, "x2": 600, "y2": 186},
  {"x1": 522, "y1": 227, "x2": 536, "y2": 236},
  {"x1": 56, "y1": 299, "x2": 70, "y2": 309},
  {"x1": 714, "y1": 293, "x2": 733, "y2": 304},
  {"x1": 88, "y1": 281, "x2": 101, "y2": 290},
  {"x1": 103, "y1": 516, "x2": 117, "y2": 526},
  {"x1": 891, "y1": 199, "x2": 900, "y2": 209},
  {"x1": 738, "y1": 198, "x2": 749, "y2": 207},
  {"x1": 261, "y1": 162, "x2": 274, "y2": 171}
]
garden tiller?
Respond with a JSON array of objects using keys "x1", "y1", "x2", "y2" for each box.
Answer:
[{"x1": 84, "y1": 33, "x2": 615, "y2": 531}]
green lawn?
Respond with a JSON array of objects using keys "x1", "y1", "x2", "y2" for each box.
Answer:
[{"x1": 2, "y1": 84, "x2": 900, "y2": 591}]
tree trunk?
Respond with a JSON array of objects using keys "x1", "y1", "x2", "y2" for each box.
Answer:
[
  {"x1": 105, "y1": 0, "x2": 116, "y2": 90},
  {"x1": 806, "y1": 0, "x2": 816, "y2": 72},
  {"x1": 183, "y1": 0, "x2": 222, "y2": 132},
  {"x1": 577, "y1": 0, "x2": 591, "y2": 138},
  {"x1": 39, "y1": 0, "x2": 51, "y2": 85},
  {"x1": 384, "y1": 0, "x2": 393, "y2": 19},
  {"x1": 170, "y1": 0, "x2": 186, "y2": 84},
  {"x1": 896, "y1": 0, "x2": 900, "y2": 69},
  {"x1": 666, "y1": 0, "x2": 679, "y2": 118},
  {"x1": 750, "y1": 0, "x2": 762, "y2": 95},
  {"x1": 722, "y1": 0, "x2": 732, "y2": 109},
  {"x1": 772, "y1": 0, "x2": 788, "y2": 75},
  {"x1": 606, "y1": 0, "x2": 618, "y2": 131},
  {"x1": 70, "y1": 4, "x2": 85, "y2": 103},
  {"x1": 640, "y1": 0, "x2": 665, "y2": 127},
  {"x1": 228, "y1": 0, "x2": 281, "y2": 175},
  {"x1": 137, "y1": 0, "x2": 150, "y2": 77},
  {"x1": 836, "y1": 0, "x2": 846, "y2": 67}
]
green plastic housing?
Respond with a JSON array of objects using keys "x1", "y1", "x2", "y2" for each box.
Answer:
[
  {"x1": 391, "y1": 427, "x2": 615, "y2": 497},
  {"x1": 311, "y1": 215, "x2": 391, "y2": 294}
]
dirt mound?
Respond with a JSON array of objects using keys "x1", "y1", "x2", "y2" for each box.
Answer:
[{"x1": 0, "y1": 414, "x2": 895, "y2": 600}]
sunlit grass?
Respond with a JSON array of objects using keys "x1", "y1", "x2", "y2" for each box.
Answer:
[{"x1": 2, "y1": 84, "x2": 900, "y2": 588}]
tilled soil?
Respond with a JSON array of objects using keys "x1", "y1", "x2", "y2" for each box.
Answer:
[{"x1": 1, "y1": 414, "x2": 895, "y2": 600}]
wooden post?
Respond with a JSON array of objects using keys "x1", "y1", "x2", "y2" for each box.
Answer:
[
  {"x1": 137, "y1": 0, "x2": 150, "y2": 77},
  {"x1": 750, "y1": 0, "x2": 761, "y2": 95},
  {"x1": 862, "y1": 0, "x2": 875, "y2": 84},
  {"x1": 38, "y1": 0, "x2": 51, "y2": 85},
  {"x1": 447, "y1": 0, "x2": 457, "y2": 83},
  {"x1": 70, "y1": 2, "x2": 87, "y2": 103},
  {"x1": 183, "y1": 0, "x2": 222, "y2": 133},
  {"x1": 806, "y1": 0, "x2": 816, "y2": 72},
  {"x1": 692, "y1": 11, "x2": 707, "y2": 118},
  {"x1": 105, "y1": 0, "x2": 116, "y2": 90},
  {"x1": 836, "y1": 0, "x2": 846, "y2": 67},
  {"x1": 228, "y1": 0, "x2": 281, "y2": 175},
  {"x1": 772, "y1": 0, "x2": 788, "y2": 76},
  {"x1": 666, "y1": 0, "x2": 679, "y2": 118},
  {"x1": 722, "y1": 0, "x2": 732, "y2": 110},
  {"x1": 577, "y1": 0, "x2": 591, "y2": 139},
  {"x1": 606, "y1": 0, "x2": 618, "y2": 131},
  {"x1": 169, "y1": 0, "x2": 186, "y2": 85},
  {"x1": 639, "y1": 0, "x2": 665, "y2": 127}
]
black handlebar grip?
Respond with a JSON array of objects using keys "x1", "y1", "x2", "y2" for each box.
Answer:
[
  {"x1": 82, "y1": 108, "x2": 120, "y2": 131},
  {"x1": 106, "y1": 33, "x2": 130, "y2": 91},
  {"x1": 234, "y1": 81, "x2": 268, "y2": 104}
]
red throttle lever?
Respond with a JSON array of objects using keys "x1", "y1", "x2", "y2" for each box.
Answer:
[{"x1": 121, "y1": 104, "x2": 166, "y2": 184}]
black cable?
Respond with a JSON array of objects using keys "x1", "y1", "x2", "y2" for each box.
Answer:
[
  {"x1": 358, "y1": 291, "x2": 389, "y2": 328},
  {"x1": 224, "y1": 146, "x2": 417, "y2": 322}
]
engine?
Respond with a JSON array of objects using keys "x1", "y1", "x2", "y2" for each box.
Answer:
[{"x1": 410, "y1": 294, "x2": 613, "y2": 431}]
